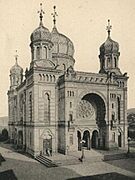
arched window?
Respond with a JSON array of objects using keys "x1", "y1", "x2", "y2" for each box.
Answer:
[
  {"x1": 50, "y1": 75, "x2": 52, "y2": 82},
  {"x1": 43, "y1": 46, "x2": 47, "y2": 59},
  {"x1": 29, "y1": 92, "x2": 32, "y2": 122},
  {"x1": 70, "y1": 102, "x2": 72, "y2": 108},
  {"x1": 39, "y1": 74, "x2": 42, "y2": 81},
  {"x1": 13, "y1": 76, "x2": 15, "y2": 85},
  {"x1": 112, "y1": 113, "x2": 115, "y2": 121},
  {"x1": 107, "y1": 57, "x2": 111, "y2": 68},
  {"x1": 114, "y1": 57, "x2": 117, "y2": 68},
  {"x1": 46, "y1": 74, "x2": 49, "y2": 81},
  {"x1": 69, "y1": 114, "x2": 73, "y2": 122},
  {"x1": 43, "y1": 74, "x2": 45, "y2": 81},
  {"x1": 117, "y1": 97, "x2": 120, "y2": 123},
  {"x1": 44, "y1": 93, "x2": 50, "y2": 122},
  {"x1": 30, "y1": 132, "x2": 32, "y2": 145},
  {"x1": 63, "y1": 64, "x2": 66, "y2": 70},
  {"x1": 36, "y1": 47, "x2": 40, "y2": 60}
]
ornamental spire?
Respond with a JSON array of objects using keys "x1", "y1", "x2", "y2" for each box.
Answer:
[
  {"x1": 14, "y1": 50, "x2": 18, "y2": 65},
  {"x1": 38, "y1": 3, "x2": 45, "y2": 26},
  {"x1": 51, "y1": 5, "x2": 58, "y2": 27},
  {"x1": 106, "y1": 19, "x2": 112, "y2": 37}
]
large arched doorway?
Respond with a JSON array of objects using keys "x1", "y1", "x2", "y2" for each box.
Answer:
[
  {"x1": 91, "y1": 130, "x2": 99, "y2": 149},
  {"x1": 77, "y1": 131, "x2": 81, "y2": 151},
  {"x1": 83, "y1": 130, "x2": 90, "y2": 150},
  {"x1": 42, "y1": 132, "x2": 52, "y2": 156},
  {"x1": 43, "y1": 138, "x2": 52, "y2": 156},
  {"x1": 78, "y1": 93, "x2": 106, "y2": 149}
]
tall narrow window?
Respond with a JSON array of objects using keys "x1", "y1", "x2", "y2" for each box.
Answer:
[
  {"x1": 112, "y1": 113, "x2": 115, "y2": 121},
  {"x1": 30, "y1": 132, "x2": 32, "y2": 145},
  {"x1": 107, "y1": 57, "x2": 111, "y2": 68},
  {"x1": 29, "y1": 92, "x2": 32, "y2": 122},
  {"x1": 69, "y1": 114, "x2": 73, "y2": 122},
  {"x1": 117, "y1": 97, "x2": 120, "y2": 123},
  {"x1": 36, "y1": 47, "x2": 40, "y2": 60},
  {"x1": 44, "y1": 93, "x2": 50, "y2": 122},
  {"x1": 43, "y1": 46, "x2": 47, "y2": 59},
  {"x1": 114, "y1": 57, "x2": 117, "y2": 68}
]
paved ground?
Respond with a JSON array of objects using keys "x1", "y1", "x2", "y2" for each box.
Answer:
[{"x1": 0, "y1": 144, "x2": 135, "y2": 180}]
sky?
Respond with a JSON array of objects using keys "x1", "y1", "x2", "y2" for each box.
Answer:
[{"x1": 0, "y1": 0, "x2": 135, "y2": 116}]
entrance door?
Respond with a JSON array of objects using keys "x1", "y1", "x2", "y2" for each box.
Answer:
[
  {"x1": 91, "y1": 130, "x2": 98, "y2": 149},
  {"x1": 43, "y1": 138, "x2": 52, "y2": 155},
  {"x1": 83, "y1": 130, "x2": 90, "y2": 150}
]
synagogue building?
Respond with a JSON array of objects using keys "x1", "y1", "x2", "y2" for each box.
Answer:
[{"x1": 8, "y1": 5, "x2": 128, "y2": 157}]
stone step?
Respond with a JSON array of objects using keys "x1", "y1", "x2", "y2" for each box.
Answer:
[{"x1": 35, "y1": 155, "x2": 58, "y2": 168}]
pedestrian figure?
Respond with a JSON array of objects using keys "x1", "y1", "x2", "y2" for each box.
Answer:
[{"x1": 47, "y1": 148, "x2": 51, "y2": 156}]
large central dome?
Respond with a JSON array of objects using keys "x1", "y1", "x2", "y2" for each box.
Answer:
[{"x1": 51, "y1": 26, "x2": 74, "y2": 57}]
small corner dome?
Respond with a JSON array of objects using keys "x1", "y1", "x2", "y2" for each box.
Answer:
[
  {"x1": 100, "y1": 36, "x2": 119, "y2": 55},
  {"x1": 30, "y1": 25, "x2": 51, "y2": 42},
  {"x1": 10, "y1": 62, "x2": 23, "y2": 74},
  {"x1": 51, "y1": 27, "x2": 74, "y2": 57}
]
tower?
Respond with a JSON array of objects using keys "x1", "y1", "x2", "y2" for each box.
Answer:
[
  {"x1": 30, "y1": 3, "x2": 53, "y2": 68},
  {"x1": 99, "y1": 20, "x2": 121, "y2": 75},
  {"x1": 10, "y1": 52, "x2": 23, "y2": 89}
]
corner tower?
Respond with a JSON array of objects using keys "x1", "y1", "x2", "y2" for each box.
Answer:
[
  {"x1": 30, "y1": 3, "x2": 53, "y2": 68},
  {"x1": 99, "y1": 20, "x2": 121, "y2": 75},
  {"x1": 10, "y1": 52, "x2": 23, "y2": 89}
]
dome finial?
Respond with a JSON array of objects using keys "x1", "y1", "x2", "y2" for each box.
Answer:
[
  {"x1": 38, "y1": 3, "x2": 45, "y2": 26},
  {"x1": 14, "y1": 50, "x2": 18, "y2": 65},
  {"x1": 106, "y1": 19, "x2": 112, "y2": 37},
  {"x1": 51, "y1": 5, "x2": 58, "y2": 27}
]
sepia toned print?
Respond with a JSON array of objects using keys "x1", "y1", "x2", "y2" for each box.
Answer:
[{"x1": 0, "y1": 1, "x2": 135, "y2": 180}]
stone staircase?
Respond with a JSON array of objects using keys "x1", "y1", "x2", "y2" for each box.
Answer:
[
  {"x1": 35, "y1": 149, "x2": 130, "y2": 167},
  {"x1": 35, "y1": 155, "x2": 58, "y2": 168}
]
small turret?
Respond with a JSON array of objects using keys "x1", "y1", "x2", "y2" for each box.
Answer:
[{"x1": 10, "y1": 51, "x2": 23, "y2": 89}]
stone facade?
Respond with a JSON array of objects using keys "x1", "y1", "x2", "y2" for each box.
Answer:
[{"x1": 7, "y1": 9, "x2": 128, "y2": 157}]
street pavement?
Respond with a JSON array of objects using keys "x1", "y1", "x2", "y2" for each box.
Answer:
[{"x1": 0, "y1": 145, "x2": 135, "y2": 180}]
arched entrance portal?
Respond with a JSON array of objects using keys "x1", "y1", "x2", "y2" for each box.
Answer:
[
  {"x1": 83, "y1": 130, "x2": 90, "y2": 150},
  {"x1": 77, "y1": 93, "x2": 106, "y2": 150},
  {"x1": 91, "y1": 130, "x2": 99, "y2": 149}
]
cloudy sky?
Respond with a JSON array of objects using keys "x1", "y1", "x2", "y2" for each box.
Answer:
[{"x1": 0, "y1": 0, "x2": 135, "y2": 116}]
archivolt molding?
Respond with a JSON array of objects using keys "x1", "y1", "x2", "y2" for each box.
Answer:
[
  {"x1": 91, "y1": 128, "x2": 99, "y2": 134},
  {"x1": 40, "y1": 128, "x2": 54, "y2": 139},
  {"x1": 77, "y1": 90, "x2": 107, "y2": 108}
]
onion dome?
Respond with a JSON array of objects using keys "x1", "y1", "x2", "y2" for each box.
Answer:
[
  {"x1": 51, "y1": 26, "x2": 74, "y2": 57},
  {"x1": 100, "y1": 36, "x2": 119, "y2": 55},
  {"x1": 30, "y1": 26, "x2": 51, "y2": 42},
  {"x1": 100, "y1": 20, "x2": 119, "y2": 55},
  {"x1": 30, "y1": 3, "x2": 51, "y2": 42},
  {"x1": 10, "y1": 56, "x2": 23, "y2": 75}
]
